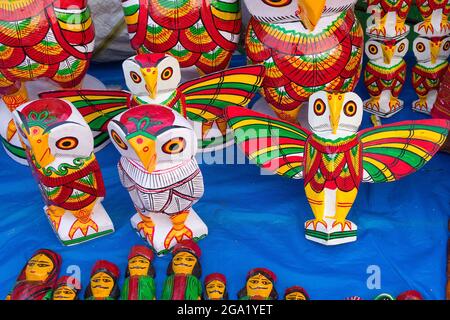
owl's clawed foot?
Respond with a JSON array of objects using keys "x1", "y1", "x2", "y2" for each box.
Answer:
[
  {"x1": 164, "y1": 226, "x2": 193, "y2": 249},
  {"x1": 414, "y1": 98, "x2": 428, "y2": 111},
  {"x1": 305, "y1": 219, "x2": 328, "y2": 230},
  {"x1": 365, "y1": 97, "x2": 380, "y2": 112},
  {"x1": 389, "y1": 97, "x2": 402, "y2": 111},
  {"x1": 440, "y1": 15, "x2": 450, "y2": 33},
  {"x1": 137, "y1": 220, "x2": 155, "y2": 245},
  {"x1": 395, "y1": 18, "x2": 407, "y2": 36},
  {"x1": 46, "y1": 205, "x2": 65, "y2": 231},
  {"x1": 369, "y1": 17, "x2": 386, "y2": 37},
  {"x1": 418, "y1": 17, "x2": 434, "y2": 34},
  {"x1": 68, "y1": 219, "x2": 98, "y2": 239},
  {"x1": 332, "y1": 220, "x2": 353, "y2": 232}
]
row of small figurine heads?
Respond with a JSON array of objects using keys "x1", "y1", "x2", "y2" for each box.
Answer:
[{"x1": 5, "y1": 241, "x2": 309, "y2": 301}]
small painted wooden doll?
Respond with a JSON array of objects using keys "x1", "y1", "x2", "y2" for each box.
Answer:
[
  {"x1": 121, "y1": 245, "x2": 156, "y2": 300},
  {"x1": 204, "y1": 273, "x2": 228, "y2": 300},
  {"x1": 52, "y1": 276, "x2": 81, "y2": 300},
  {"x1": 84, "y1": 260, "x2": 120, "y2": 300},
  {"x1": 7, "y1": 249, "x2": 61, "y2": 300},
  {"x1": 284, "y1": 286, "x2": 310, "y2": 300},
  {"x1": 161, "y1": 240, "x2": 202, "y2": 300},
  {"x1": 397, "y1": 290, "x2": 424, "y2": 300},
  {"x1": 237, "y1": 268, "x2": 278, "y2": 300}
]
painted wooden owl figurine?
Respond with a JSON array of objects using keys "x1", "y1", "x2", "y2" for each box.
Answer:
[
  {"x1": 364, "y1": 37, "x2": 409, "y2": 117},
  {"x1": 412, "y1": 36, "x2": 450, "y2": 114},
  {"x1": 12, "y1": 98, "x2": 114, "y2": 246},
  {"x1": 0, "y1": 0, "x2": 95, "y2": 164},
  {"x1": 243, "y1": 0, "x2": 363, "y2": 124},
  {"x1": 226, "y1": 91, "x2": 450, "y2": 245},
  {"x1": 414, "y1": 0, "x2": 450, "y2": 36},
  {"x1": 366, "y1": 0, "x2": 412, "y2": 39},
  {"x1": 121, "y1": 0, "x2": 241, "y2": 75},
  {"x1": 107, "y1": 104, "x2": 207, "y2": 255}
]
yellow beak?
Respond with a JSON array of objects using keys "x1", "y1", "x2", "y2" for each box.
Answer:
[
  {"x1": 141, "y1": 67, "x2": 158, "y2": 99},
  {"x1": 298, "y1": 0, "x2": 326, "y2": 32},
  {"x1": 381, "y1": 44, "x2": 395, "y2": 65},
  {"x1": 27, "y1": 126, "x2": 54, "y2": 168},
  {"x1": 327, "y1": 93, "x2": 344, "y2": 135},
  {"x1": 430, "y1": 42, "x2": 440, "y2": 64},
  {"x1": 128, "y1": 136, "x2": 157, "y2": 173}
]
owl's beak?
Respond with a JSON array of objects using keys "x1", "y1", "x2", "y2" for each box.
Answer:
[
  {"x1": 381, "y1": 44, "x2": 395, "y2": 65},
  {"x1": 128, "y1": 136, "x2": 157, "y2": 172},
  {"x1": 27, "y1": 126, "x2": 54, "y2": 168},
  {"x1": 430, "y1": 41, "x2": 440, "y2": 64},
  {"x1": 141, "y1": 67, "x2": 158, "y2": 99},
  {"x1": 327, "y1": 93, "x2": 343, "y2": 135},
  {"x1": 297, "y1": 0, "x2": 326, "y2": 32}
]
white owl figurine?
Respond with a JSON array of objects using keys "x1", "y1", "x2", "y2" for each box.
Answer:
[
  {"x1": 12, "y1": 98, "x2": 114, "y2": 245},
  {"x1": 363, "y1": 37, "x2": 409, "y2": 117},
  {"x1": 412, "y1": 36, "x2": 450, "y2": 114},
  {"x1": 107, "y1": 104, "x2": 207, "y2": 255}
]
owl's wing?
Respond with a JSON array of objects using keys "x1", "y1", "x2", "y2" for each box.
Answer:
[
  {"x1": 178, "y1": 65, "x2": 265, "y2": 123},
  {"x1": 225, "y1": 106, "x2": 311, "y2": 179},
  {"x1": 358, "y1": 119, "x2": 450, "y2": 183},
  {"x1": 121, "y1": 0, "x2": 151, "y2": 50},
  {"x1": 39, "y1": 90, "x2": 131, "y2": 151}
]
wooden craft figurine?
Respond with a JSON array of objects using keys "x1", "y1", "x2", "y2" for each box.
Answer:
[
  {"x1": 161, "y1": 240, "x2": 203, "y2": 300},
  {"x1": 12, "y1": 98, "x2": 115, "y2": 246},
  {"x1": 120, "y1": 0, "x2": 241, "y2": 75},
  {"x1": 414, "y1": 0, "x2": 450, "y2": 37},
  {"x1": 243, "y1": 0, "x2": 363, "y2": 123},
  {"x1": 52, "y1": 276, "x2": 81, "y2": 300},
  {"x1": 284, "y1": 286, "x2": 310, "y2": 300},
  {"x1": 365, "y1": 0, "x2": 412, "y2": 39},
  {"x1": 396, "y1": 290, "x2": 424, "y2": 300},
  {"x1": 0, "y1": 0, "x2": 95, "y2": 164},
  {"x1": 226, "y1": 91, "x2": 450, "y2": 245},
  {"x1": 84, "y1": 260, "x2": 120, "y2": 300},
  {"x1": 107, "y1": 105, "x2": 207, "y2": 255},
  {"x1": 7, "y1": 249, "x2": 61, "y2": 300},
  {"x1": 412, "y1": 35, "x2": 450, "y2": 114},
  {"x1": 238, "y1": 268, "x2": 278, "y2": 300},
  {"x1": 41, "y1": 53, "x2": 264, "y2": 152},
  {"x1": 121, "y1": 245, "x2": 156, "y2": 300},
  {"x1": 363, "y1": 37, "x2": 409, "y2": 117},
  {"x1": 431, "y1": 65, "x2": 450, "y2": 153},
  {"x1": 204, "y1": 273, "x2": 228, "y2": 300}
]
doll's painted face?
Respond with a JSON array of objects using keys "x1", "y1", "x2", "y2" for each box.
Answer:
[
  {"x1": 172, "y1": 252, "x2": 197, "y2": 275},
  {"x1": 25, "y1": 254, "x2": 53, "y2": 281},
  {"x1": 53, "y1": 286, "x2": 77, "y2": 300},
  {"x1": 90, "y1": 272, "x2": 114, "y2": 298},
  {"x1": 285, "y1": 291, "x2": 307, "y2": 300},
  {"x1": 246, "y1": 273, "x2": 273, "y2": 299},
  {"x1": 206, "y1": 280, "x2": 226, "y2": 300},
  {"x1": 128, "y1": 255, "x2": 151, "y2": 276}
]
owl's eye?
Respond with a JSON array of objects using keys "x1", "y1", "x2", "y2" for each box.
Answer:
[
  {"x1": 161, "y1": 67, "x2": 173, "y2": 80},
  {"x1": 343, "y1": 101, "x2": 357, "y2": 117},
  {"x1": 368, "y1": 44, "x2": 378, "y2": 55},
  {"x1": 443, "y1": 41, "x2": 450, "y2": 51},
  {"x1": 313, "y1": 99, "x2": 326, "y2": 116},
  {"x1": 130, "y1": 71, "x2": 142, "y2": 83},
  {"x1": 162, "y1": 137, "x2": 185, "y2": 154},
  {"x1": 56, "y1": 137, "x2": 78, "y2": 150},
  {"x1": 398, "y1": 43, "x2": 405, "y2": 52},
  {"x1": 416, "y1": 42, "x2": 425, "y2": 53},
  {"x1": 262, "y1": 0, "x2": 292, "y2": 6},
  {"x1": 111, "y1": 130, "x2": 128, "y2": 150}
]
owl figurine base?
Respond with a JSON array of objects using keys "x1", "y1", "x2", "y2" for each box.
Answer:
[
  {"x1": 44, "y1": 202, "x2": 114, "y2": 246},
  {"x1": 130, "y1": 208, "x2": 208, "y2": 256},
  {"x1": 305, "y1": 218, "x2": 357, "y2": 246}
]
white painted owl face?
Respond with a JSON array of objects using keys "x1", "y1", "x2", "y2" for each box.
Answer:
[
  {"x1": 107, "y1": 104, "x2": 197, "y2": 172},
  {"x1": 308, "y1": 91, "x2": 363, "y2": 138},
  {"x1": 12, "y1": 99, "x2": 93, "y2": 168},
  {"x1": 365, "y1": 38, "x2": 409, "y2": 64},
  {"x1": 243, "y1": 0, "x2": 357, "y2": 29},
  {"x1": 413, "y1": 36, "x2": 450, "y2": 63},
  {"x1": 122, "y1": 54, "x2": 181, "y2": 98}
]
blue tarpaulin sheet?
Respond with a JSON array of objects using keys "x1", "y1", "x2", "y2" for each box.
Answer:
[{"x1": 0, "y1": 55, "x2": 448, "y2": 300}]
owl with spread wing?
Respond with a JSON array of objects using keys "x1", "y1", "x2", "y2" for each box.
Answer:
[
  {"x1": 243, "y1": 0, "x2": 363, "y2": 124},
  {"x1": 120, "y1": 0, "x2": 241, "y2": 75},
  {"x1": 226, "y1": 91, "x2": 450, "y2": 245}
]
